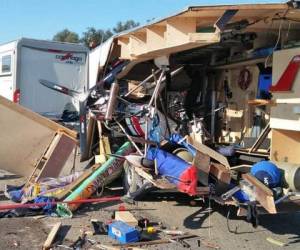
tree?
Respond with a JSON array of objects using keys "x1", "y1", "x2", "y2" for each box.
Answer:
[
  {"x1": 112, "y1": 20, "x2": 140, "y2": 33},
  {"x1": 81, "y1": 27, "x2": 113, "y2": 48},
  {"x1": 53, "y1": 29, "x2": 80, "y2": 43}
]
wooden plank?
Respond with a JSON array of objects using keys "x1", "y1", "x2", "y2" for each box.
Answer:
[
  {"x1": 210, "y1": 163, "x2": 231, "y2": 184},
  {"x1": 24, "y1": 133, "x2": 61, "y2": 187},
  {"x1": 37, "y1": 133, "x2": 77, "y2": 180},
  {"x1": 80, "y1": 117, "x2": 97, "y2": 161},
  {"x1": 115, "y1": 211, "x2": 138, "y2": 227},
  {"x1": 187, "y1": 136, "x2": 230, "y2": 169},
  {"x1": 242, "y1": 174, "x2": 276, "y2": 214},
  {"x1": 193, "y1": 151, "x2": 210, "y2": 186},
  {"x1": 189, "y1": 32, "x2": 220, "y2": 43},
  {"x1": 42, "y1": 222, "x2": 61, "y2": 250},
  {"x1": 97, "y1": 121, "x2": 111, "y2": 164}
]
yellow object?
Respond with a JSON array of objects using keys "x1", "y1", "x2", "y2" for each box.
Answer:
[
  {"x1": 266, "y1": 237, "x2": 286, "y2": 247},
  {"x1": 32, "y1": 183, "x2": 40, "y2": 197},
  {"x1": 146, "y1": 227, "x2": 156, "y2": 234}
]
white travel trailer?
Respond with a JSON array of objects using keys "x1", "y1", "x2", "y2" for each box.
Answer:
[{"x1": 0, "y1": 38, "x2": 88, "y2": 117}]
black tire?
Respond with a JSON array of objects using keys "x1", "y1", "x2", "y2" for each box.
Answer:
[{"x1": 123, "y1": 160, "x2": 144, "y2": 194}]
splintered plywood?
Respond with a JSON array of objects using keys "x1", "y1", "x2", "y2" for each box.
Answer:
[
  {"x1": 270, "y1": 128, "x2": 300, "y2": 164},
  {"x1": 0, "y1": 96, "x2": 77, "y2": 176}
]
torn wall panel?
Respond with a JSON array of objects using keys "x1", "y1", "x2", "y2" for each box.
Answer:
[{"x1": 0, "y1": 96, "x2": 77, "y2": 176}]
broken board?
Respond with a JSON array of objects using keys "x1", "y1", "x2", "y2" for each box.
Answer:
[
  {"x1": 186, "y1": 136, "x2": 230, "y2": 169},
  {"x1": 0, "y1": 96, "x2": 77, "y2": 176},
  {"x1": 242, "y1": 173, "x2": 276, "y2": 214}
]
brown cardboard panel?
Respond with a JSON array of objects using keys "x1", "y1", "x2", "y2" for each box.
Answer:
[{"x1": 0, "y1": 96, "x2": 76, "y2": 176}]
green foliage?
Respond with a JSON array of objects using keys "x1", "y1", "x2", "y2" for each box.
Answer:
[
  {"x1": 81, "y1": 27, "x2": 113, "y2": 47},
  {"x1": 53, "y1": 20, "x2": 140, "y2": 48},
  {"x1": 113, "y1": 20, "x2": 140, "y2": 33},
  {"x1": 52, "y1": 29, "x2": 80, "y2": 43}
]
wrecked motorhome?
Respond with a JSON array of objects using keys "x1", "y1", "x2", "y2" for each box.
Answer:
[
  {"x1": 1, "y1": 1, "x2": 300, "y2": 248},
  {"x1": 77, "y1": 1, "x2": 300, "y2": 221}
]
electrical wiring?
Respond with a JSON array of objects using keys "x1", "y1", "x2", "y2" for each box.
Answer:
[{"x1": 264, "y1": 18, "x2": 284, "y2": 68}]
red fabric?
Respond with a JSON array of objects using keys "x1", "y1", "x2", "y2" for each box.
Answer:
[
  {"x1": 270, "y1": 55, "x2": 300, "y2": 92},
  {"x1": 178, "y1": 165, "x2": 198, "y2": 196},
  {"x1": 131, "y1": 116, "x2": 145, "y2": 137}
]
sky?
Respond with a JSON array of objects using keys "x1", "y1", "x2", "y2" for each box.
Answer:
[{"x1": 0, "y1": 0, "x2": 285, "y2": 44}]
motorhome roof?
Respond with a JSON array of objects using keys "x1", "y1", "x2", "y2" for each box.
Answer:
[{"x1": 0, "y1": 38, "x2": 88, "y2": 52}]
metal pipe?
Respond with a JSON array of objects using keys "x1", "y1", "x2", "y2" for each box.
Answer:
[
  {"x1": 148, "y1": 70, "x2": 165, "y2": 107},
  {"x1": 210, "y1": 75, "x2": 216, "y2": 143},
  {"x1": 116, "y1": 121, "x2": 143, "y2": 156},
  {"x1": 146, "y1": 67, "x2": 183, "y2": 91}
]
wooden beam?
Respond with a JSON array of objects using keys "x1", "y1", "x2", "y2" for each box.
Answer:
[
  {"x1": 210, "y1": 163, "x2": 231, "y2": 184},
  {"x1": 189, "y1": 4, "x2": 288, "y2": 11},
  {"x1": 129, "y1": 32, "x2": 147, "y2": 56},
  {"x1": 146, "y1": 26, "x2": 166, "y2": 51},
  {"x1": 43, "y1": 222, "x2": 62, "y2": 250},
  {"x1": 188, "y1": 32, "x2": 220, "y2": 43},
  {"x1": 130, "y1": 41, "x2": 213, "y2": 60},
  {"x1": 187, "y1": 136, "x2": 231, "y2": 169},
  {"x1": 242, "y1": 174, "x2": 276, "y2": 214},
  {"x1": 118, "y1": 37, "x2": 131, "y2": 59},
  {"x1": 193, "y1": 151, "x2": 210, "y2": 185},
  {"x1": 166, "y1": 17, "x2": 197, "y2": 47}
]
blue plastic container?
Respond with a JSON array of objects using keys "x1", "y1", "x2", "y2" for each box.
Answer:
[
  {"x1": 257, "y1": 74, "x2": 272, "y2": 98},
  {"x1": 108, "y1": 221, "x2": 140, "y2": 244}
]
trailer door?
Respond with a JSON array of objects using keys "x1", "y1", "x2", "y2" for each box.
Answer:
[
  {"x1": 0, "y1": 53, "x2": 14, "y2": 101},
  {"x1": 19, "y1": 46, "x2": 87, "y2": 116}
]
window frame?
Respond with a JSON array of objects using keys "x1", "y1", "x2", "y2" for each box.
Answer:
[{"x1": 0, "y1": 54, "x2": 12, "y2": 76}]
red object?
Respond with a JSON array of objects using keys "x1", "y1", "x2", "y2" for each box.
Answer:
[
  {"x1": 13, "y1": 89, "x2": 20, "y2": 103},
  {"x1": 178, "y1": 165, "x2": 198, "y2": 196},
  {"x1": 131, "y1": 116, "x2": 145, "y2": 137},
  {"x1": 118, "y1": 205, "x2": 126, "y2": 211},
  {"x1": 270, "y1": 55, "x2": 300, "y2": 92},
  {"x1": 47, "y1": 49, "x2": 63, "y2": 53},
  {"x1": 0, "y1": 196, "x2": 121, "y2": 211}
]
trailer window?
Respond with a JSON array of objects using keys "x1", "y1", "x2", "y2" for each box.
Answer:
[{"x1": 2, "y1": 55, "x2": 11, "y2": 73}]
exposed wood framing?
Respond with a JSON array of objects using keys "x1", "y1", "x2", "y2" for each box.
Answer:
[
  {"x1": 118, "y1": 16, "x2": 220, "y2": 60},
  {"x1": 114, "y1": 3, "x2": 291, "y2": 61}
]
